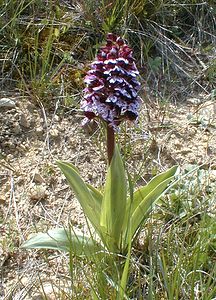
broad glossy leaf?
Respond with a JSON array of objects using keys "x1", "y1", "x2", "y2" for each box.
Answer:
[
  {"x1": 21, "y1": 228, "x2": 104, "y2": 256},
  {"x1": 100, "y1": 146, "x2": 127, "y2": 251},
  {"x1": 57, "y1": 161, "x2": 101, "y2": 233},
  {"x1": 129, "y1": 166, "x2": 177, "y2": 241}
]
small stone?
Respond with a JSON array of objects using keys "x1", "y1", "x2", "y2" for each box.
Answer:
[
  {"x1": 29, "y1": 185, "x2": 48, "y2": 201},
  {"x1": 20, "y1": 276, "x2": 29, "y2": 285},
  {"x1": 53, "y1": 115, "x2": 59, "y2": 122},
  {"x1": 18, "y1": 144, "x2": 27, "y2": 151},
  {"x1": 0, "y1": 194, "x2": 6, "y2": 204},
  {"x1": 33, "y1": 173, "x2": 45, "y2": 184},
  {"x1": 20, "y1": 113, "x2": 30, "y2": 128},
  {"x1": 12, "y1": 123, "x2": 21, "y2": 134},
  {"x1": 0, "y1": 98, "x2": 16, "y2": 108},
  {"x1": 35, "y1": 126, "x2": 44, "y2": 136},
  {"x1": 7, "y1": 154, "x2": 13, "y2": 160},
  {"x1": 187, "y1": 98, "x2": 203, "y2": 105},
  {"x1": 50, "y1": 128, "x2": 59, "y2": 137}
]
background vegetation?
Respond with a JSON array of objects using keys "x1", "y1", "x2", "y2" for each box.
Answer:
[{"x1": 1, "y1": 0, "x2": 215, "y2": 105}]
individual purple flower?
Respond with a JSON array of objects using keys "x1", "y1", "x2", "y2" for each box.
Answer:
[{"x1": 81, "y1": 33, "x2": 141, "y2": 129}]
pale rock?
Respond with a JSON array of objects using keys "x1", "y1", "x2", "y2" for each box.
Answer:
[
  {"x1": 35, "y1": 126, "x2": 44, "y2": 136},
  {"x1": 0, "y1": 98, "x2": 16, "y2": 108},
  {"x1": 50, "y1": 128, "x2": 59, "y2": 137},
  {"x1": 29, "y1": 185, "x2": 48, "y2": 201},
  {"x1": 20, "y1": 276, "x2": 29, "y2": 285},
  {"x1": 7, "y1": 154, "x2": 13, "y2": 160},
  {"x1": 53, "y1": 115, "x2": 59, "y2": 122},
  {"x1": 187, "y1": 97, "x2": 203, "y2": 105}
]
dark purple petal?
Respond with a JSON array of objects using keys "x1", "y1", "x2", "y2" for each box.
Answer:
[
  {"x1": 81, "y1": 33, "x2": 142, "y2": 129},
  {"x1": 85, "y1": 111, "x2": 96, "y2": 119},
  {"x1": 107, "y1": 33, "x2": 117, "y2": 42},
  {"x1": 116, "y1": 37, "x2": 125, "y2": 46}
]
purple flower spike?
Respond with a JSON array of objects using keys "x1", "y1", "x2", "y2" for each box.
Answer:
[{"x1": 81, "y1": 33, "x2": 142, "y2": 129}]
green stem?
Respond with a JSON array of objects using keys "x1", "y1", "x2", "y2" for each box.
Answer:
[{"x1": 107, "y1": 125, "x2": 115, "y2": 165}]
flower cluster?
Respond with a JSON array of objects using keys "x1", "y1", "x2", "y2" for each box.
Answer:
[{"x1": 81, "y1": 33, "x2": 141, "y2": 129}]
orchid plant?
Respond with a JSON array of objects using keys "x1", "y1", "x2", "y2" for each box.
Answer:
[{"x1": 22, "y1": 34, "x2": 177, "y2": 258}]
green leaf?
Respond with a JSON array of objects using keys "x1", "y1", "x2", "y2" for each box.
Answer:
[
  {"x1": 21, "y1": 228, "x2": 104, "y2": 256},
  {"x1": 131, "y1": 166, "x2": 178, "y2": 214},
  {"x1": 129, "y1": 166, "x2": 178, "y2": 242},
  {"x1": 86, "y1": 183, "x2": 103, "y2": 206},
  {"x1": 118, "y1": 227, "x2": 132, "y2": 299},
  {"x1": 100, "y1": 146, "x2": 127, "y2": 252},
  {"x1": 57, "y1": 161, "x2": 102, "y2": 233}
]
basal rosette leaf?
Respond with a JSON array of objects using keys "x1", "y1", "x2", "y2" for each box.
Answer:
[
  {"x1": 86, "y1": 183, "x2": 103, "y2": 206},
  {"x1": 100, "y1": 146, "x2": 127, "y2": 252},
  {"x1": 21, "y1": 228, "x2": 104, "y2": 257},
  {"x1": 57, "y1": 161, "x2": 102, "y2": 234},
  {"x1": 125, "y1": 166, "x2": 178, "y2": 246},
  {"x1": 131, "y1": 166, "x2": 178, "y2": 215}
]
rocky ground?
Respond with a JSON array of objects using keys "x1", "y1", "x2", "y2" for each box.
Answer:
[{"x1": 0, "y1": 91, "x2": 216, "y2": 299}]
